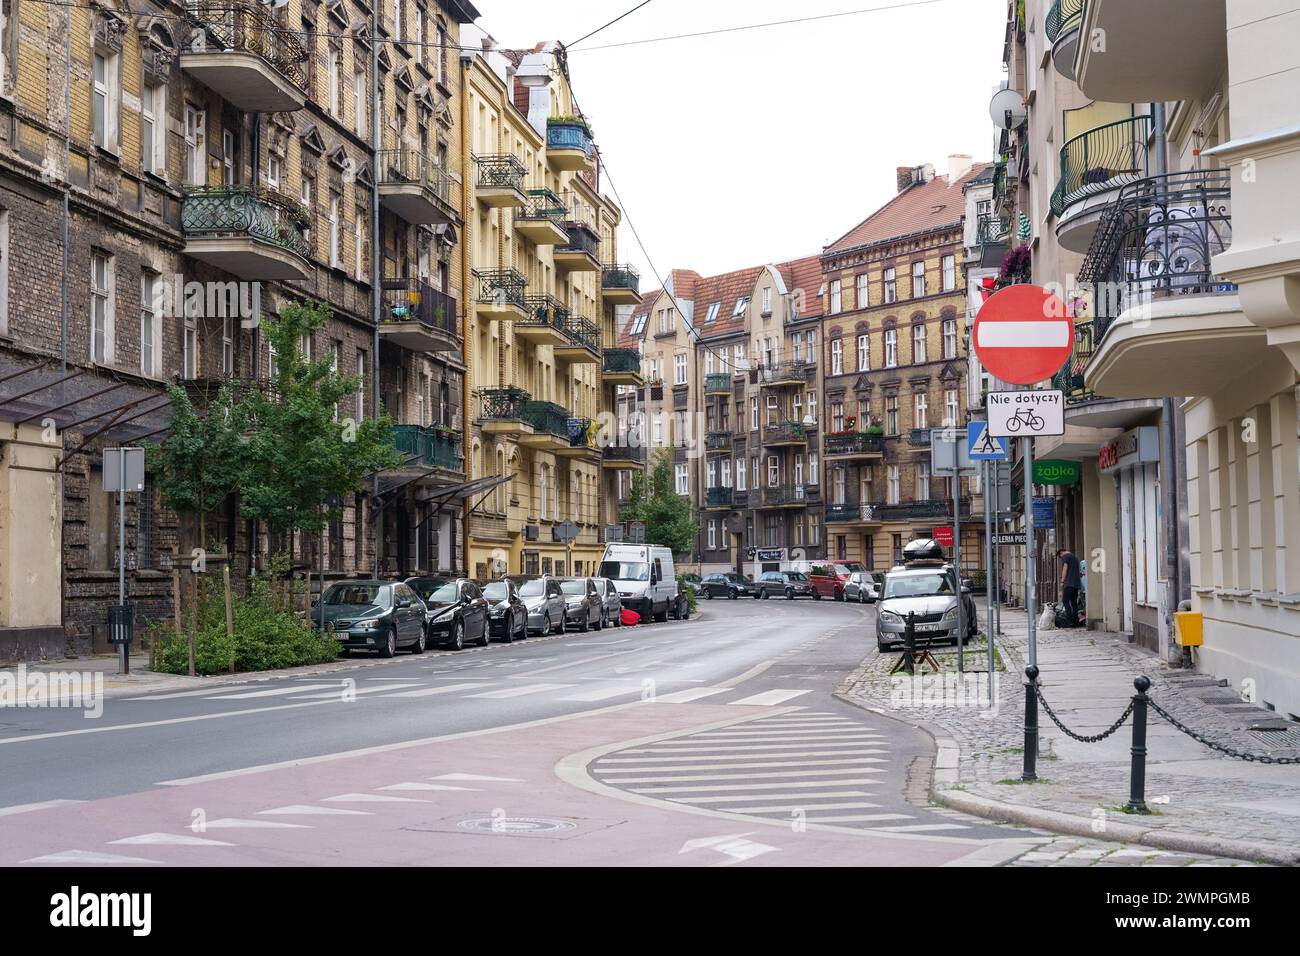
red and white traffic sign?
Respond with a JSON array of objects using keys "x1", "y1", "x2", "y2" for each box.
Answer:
[{"x1": 973, "y1": 284, "x2": 1073, "y2": 386}]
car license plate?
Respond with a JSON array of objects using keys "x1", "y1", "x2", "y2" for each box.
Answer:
[{"x1": 916, "y1": 623, "x2": 939, "y2": 632}]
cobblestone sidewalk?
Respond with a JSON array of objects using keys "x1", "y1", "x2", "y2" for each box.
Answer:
[{"x1": 837, "y1": 608, "x2": 1300, "y2": 866}]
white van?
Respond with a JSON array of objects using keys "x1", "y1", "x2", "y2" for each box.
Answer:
[{"x1": 598, "y1": 543, "x2": 680, "y2": 623}]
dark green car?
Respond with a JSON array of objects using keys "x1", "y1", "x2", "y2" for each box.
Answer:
[{"x1": 313, "y1": 581, "x2": 426, "y2": 657}]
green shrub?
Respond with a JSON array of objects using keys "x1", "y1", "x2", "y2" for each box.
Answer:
[
  {"x1": 677, "y1": 575, "x2": 698, "y2": 615},
  {"x1": 149, "y1": 576, "x2": 340, "y2": 676}
]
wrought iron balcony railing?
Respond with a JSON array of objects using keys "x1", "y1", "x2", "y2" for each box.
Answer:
[
  {"x1": 474, "y1": 153, "x2": 527, "y2": 192},
  {"x1": 181, "y1": 185, "x2": 310, "y2": 259},
  {"x1": 602, "y1": 443, "x2": 647, "y2": 466},
  {"x1": 377, "y1": 148, "x2": 455, "y2": 206},
  {"x1": 563, "y1": 316, "x2": 602, "y2": 353},
  {"x1": 558, "y1": 222, "x2": 601, "y2": 258},
  {"x1": 186, "y1": 0, "x2": 308, "y2": 88},
  {"x1": 518, "y1": 187, "x2": 567, "y2": 224},
  {"x1": 476, "y1": 268, "x2": 529, "y2": 310},
  {"x1": 1079, "y1": 169, "x2": 1235, "y2": 342},
  {"x1": 392, "y1": 424, "x2": 464, "y2": 472},
  {"x1": 381, "y1": 278, "x2": 459, "y2": 341},
  {"x1": 762, "y1": 360, "x2": 813, "y2": 385},
  {"x1": 602, "y1": 348, "x2": 641, "y2": 375},
  {"x1": 1051, "y1": 319, "x2": 1097, "y2": 402},
  {"x1": 704, "y1": 373, "x2": 733, "y2": 395},
  {"x1": 567, "y1": 417, "x2": 596, "y2": 449},
  {"x1": 1045, "y1": 0, "x2": 1085, "y2": 43},
  {"x1": 760, "y1": 485, "x2": 807, "y2": 507},
  {"x1": 706, "y1": 487, "x2": 733, "y2": 508},
  {"x1": 908, "y1": 428, "x2": 933, "y2": 447},
  {"x1": 824, "y1": 432, "x2": 884, "y2": 456},
  {"x1": 1051, "y1": 114, "x2": 1152, "y2": 218},
  {"x1": 873, "y1": 499, "x2": 971, "y2": 521},
  {"x1": 546, "y1": 120, "x2": 593, "y2": 157},
  {"x1": 477, "y1": 387, "x2": 530, "y2": 422},
  {"x1": 977, "y1": 213, "x2": 1010, "y2": 247},
  {"x1": 521, "y1": 294, "x2": 569, "y2": 334},
  {"x1": 764, "y1": 420, "x2": 807, "y2": 445},
  {"x1": 601, "y1": 263, "x2": 640, "y2": 294},
  {"x1": 521, "y1": 400, "x2": 571, "y2": 439},
  {"x1": 826, "y1": 502, "x2": 878, "y2": 523},
  {"x1": 705, "y1": 432, "x2": 732, "y2": 452}
]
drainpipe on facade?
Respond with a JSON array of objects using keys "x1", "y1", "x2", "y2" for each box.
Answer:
[
  {"x1": 1153, "y1": 100, "x2": 1182, "y2": 663},
  {"x1": 61, "y1": 4, "x2": 71, "y2": 374},
  {"x1": 460, "y1": 50, "x2": 472, "y2": 579},
  {"x1": 370, "y1": 6, "x2": 382, "y2": 578}
]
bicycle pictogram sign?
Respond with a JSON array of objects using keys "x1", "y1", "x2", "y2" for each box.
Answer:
[{"x1": 986, "y1": 390, "x2": 1065, "y2": 437}]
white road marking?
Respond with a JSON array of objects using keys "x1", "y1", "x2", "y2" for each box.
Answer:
[
  {"x1": 506, "y1": 652, "x2": 631, "y2": 678},
  {"x1": 23, "y1": 849, "x2": 162, "y2": 865},
  {"x1": 110, "y1": 832, "x2": 233, "y2": 847},
  {"x1": 258, "y1": 805, "x2": 373, "y2": 816},
  {"x1": 728, "y1": 689, "x2": 812, "y2": 707},
  {"x1": 867, "y1": 823, "x2": 971, "y2": 832},
  {"x1": 290, "y1": 683, "x2": 417, "y2": 700},
  {"x1": 631, "y1": 778, "x2": 881, "y2": 794},
  {"x1": 465, "y1": 683, "x2": 573, "y2": 699},
  {"x1": 691, "y1": 728, "x2": 876, "y2": 738},
  {"x1": 204, "y1": 683, "x2": 340, "y2": 700},
  {"x1": 653, "y1": 687, "x2": 729, "y2": 704},
  {"x1": 559, "y1": 685, "x2": 640, "y2": 702},
  {"x1": 598, "y1": 754, "x2": 889, "y2": 766},
  {"x1": 431, "y1": 773, "x2": 524, "y2": 782},
  {"x1": 0, "y1": 799, "x2": 83, "y2": 817},
  {"x1": 673, "y1": 791, "x2": 876, "y2": 805},
  {"x1": 608, "y1": 768, "x2": 888, "y2": 784},
  {"x1": 322, "y1": 793, "x2": 427, "y2": 803},
  {"x1": 378, "y1": 782, "x2": 478, "y2": 792},
  {"x1": 125, "y1": 686, "x2": 254, "y2": 700},
  {"x1": 379, "y1": 682, "x2": 492, "y2": 698},
  {"x1": 202, "y1": 818, "x2": 311, "y2": 829},
  {"x1": 625, "y1": 744, "x2": 888, "y2": 755},
  {"x1": 713, "y1": 800, "x2": 880, "y2": 814},
  {"x1": 802, "y1": 813, "x2": 915, "y2": 823}
]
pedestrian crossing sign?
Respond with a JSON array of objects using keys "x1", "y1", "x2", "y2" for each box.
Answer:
[{"x1": 967, "y1": 422, "x2": 1009, "y2": 460}]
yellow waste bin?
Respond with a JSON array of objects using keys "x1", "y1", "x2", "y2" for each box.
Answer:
[{"x1": 1174, "y1": 611, "x2": 1203, "y2": 647}]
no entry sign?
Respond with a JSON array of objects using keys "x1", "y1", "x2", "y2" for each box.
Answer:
[{"x1": 973, "y1": 284, "x2": 1073, "y2": 386}]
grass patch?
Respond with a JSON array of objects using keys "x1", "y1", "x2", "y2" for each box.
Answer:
[
  {"x1": 1105, "y1": 804, "x2": 1165, "y2": 816},
  {"x1": 995, "y1": 777, "x2": 1050, "y2": 785}
]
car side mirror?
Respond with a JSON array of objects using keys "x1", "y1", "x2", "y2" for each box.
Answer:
[{"x1": 397, "y1": 598, "x2": 411, "y2": 608}]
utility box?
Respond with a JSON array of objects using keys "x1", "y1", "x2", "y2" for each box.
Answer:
[{"x1": 1174, "y1": 611, "x2": 1203, "y2": 647}]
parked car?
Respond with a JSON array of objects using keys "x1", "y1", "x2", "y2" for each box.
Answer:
[
  {"x1": 876, "y1": 540, "x2": 978, "y2": 651},
  {"x1": 755, "y1": 570, "x2": 816, "y2": 600},
  {"x1": 592, "y1": 578, "x2": 623, "y2": 627},
  {"x1": 420, "y1": 578, "x2": 490, "y2": 650},
  {"x1": 844, "y1": 571, "x2": 883, "y2": 604},
  {"x1": 509, "y1": 574, "x2": 567, "y2": 636},
  {"x1": 807, "y1": 564, "x2": 856, "y2": 600},
  {"x1": 314, "y1": 581, "x2": 426, "y2": 657},
  {"x1": 481, "y1": 579, "x2": 528, "y2": 643},
  {"x1": 560, "y1": 577, "x2": 603, "y2": 632},
  {"x1": 699, "y1": 572, "x2": 757, "y2": 600},
  {"x1": 598, "y1": 543, "x2": 679, "y2": 623}
]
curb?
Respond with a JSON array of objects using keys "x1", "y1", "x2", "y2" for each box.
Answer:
[{"x1": 832, "y1": 659, "x2": 1296, "y2": 866}]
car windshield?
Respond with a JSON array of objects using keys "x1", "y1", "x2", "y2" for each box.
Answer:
[
  {"x1": 560, "y1": 580, "x2": 588, "y2": 596},
  {"x1": 724, "y1": 574, "x2": 746, "y2": 582},
  {"x1": 425, "y1": 583, "x2": 459, "y2": 604},
  {"x1": 407, "y1": 579, "x2": 448, "y2": 601},
  {"x1": 513, "y1": 578, "x2": 544, "y2": 598},
  {"x1": 324, "y1": 584, "x2": 387, "y2": 607},
  {"x1": 885, "y1": 572, "x2": 954, "y2": 599},
  {"x1": 599, "y1": 561, "x2": 648, "y2": 581},
  {"x1": 832, "y1": 565, "x2": 852, "y2": 576},
  {"x1": 786, "y1": 572, "x2": 808, "y2": 582},
  {"x1": 482, "y1": 582, "x2": 509, "y2": 602}
]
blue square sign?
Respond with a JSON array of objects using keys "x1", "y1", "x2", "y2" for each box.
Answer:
[{"x1": 967, "y1": 422, "x2": 1009, "y2": 460}]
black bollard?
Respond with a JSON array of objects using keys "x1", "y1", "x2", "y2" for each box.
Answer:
[
  {"x1": 1126, "y1": 676, "x2": 1151, "y2": 814},
  {"x1": 1022, "y1": 664, "x2": 1039, "y2": 781},
  {"x1": 905, "y1": 611, "x2": 916, "y2": 677}
]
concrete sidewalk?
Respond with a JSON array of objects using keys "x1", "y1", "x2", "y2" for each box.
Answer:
[{"x1": 837, "y1": 607, "x2": 1300, "y2": 865}]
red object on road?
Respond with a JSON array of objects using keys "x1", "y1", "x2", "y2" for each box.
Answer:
[
  {"x1": 973, "y1": 284, "x2": 1073, "y2": 386},
  {"x1": 620, "y1": 608, "x2": 641, "y2": 627}
]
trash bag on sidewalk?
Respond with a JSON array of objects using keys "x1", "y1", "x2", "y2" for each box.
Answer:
[
  {"x1": 620, "y1": 608, "x2": 641, "y2": 627},
  {"x1": 1037, "y1": 603, "x2": 1058, "y2": 631}
]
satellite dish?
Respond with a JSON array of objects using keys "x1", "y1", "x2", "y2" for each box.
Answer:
[{"x1": 989, "y1": 89, "x2": 1027, "y2": 130}]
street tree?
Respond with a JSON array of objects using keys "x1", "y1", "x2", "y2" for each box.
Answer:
[{"x1": 619, "y1": 449, "x2": 698, "y2": 556}]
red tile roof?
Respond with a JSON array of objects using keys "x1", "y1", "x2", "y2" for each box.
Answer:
[
  {"x1": 690, "y1": 266, "x2": 765, "y2": 340},
  {"x1": 779, "y1": 254, "x2": 824, "y2": 320},
  {"x1": 826, "y1": 165, "x2": 989, "y2": 254}
]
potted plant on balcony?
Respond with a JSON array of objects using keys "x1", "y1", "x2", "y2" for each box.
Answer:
[
  {"x1": 547, "y1": 114, "x2": 592, "y2": 136},
  {"x1": 864, "y1": 423, "x2": 884, "y2": 437},
  {"x1": 998, "y1": 242, "x2": 1032, "y2": 288}
]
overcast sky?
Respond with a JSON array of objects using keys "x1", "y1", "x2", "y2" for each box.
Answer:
[{"x1": 474, "y1": 0, "x2": 1008, "y2": 283}]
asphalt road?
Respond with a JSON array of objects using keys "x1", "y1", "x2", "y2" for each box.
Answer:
[{"x1": 0, "y1": 596, "x2": 1045, "y2": 865}]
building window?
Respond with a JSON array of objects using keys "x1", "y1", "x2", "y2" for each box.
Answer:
[
  {"x1": 327, "y1": 44, "x2": 341, "y2": 116},
  {"x1": 732, "y1": 296, "x2": 749, "y2": 317},
  {"x1": 794, "y1": 454, "x2": 804, "y2": 486},
  {"x1": 750, "y1": 396, "x2": 759, "y2": 431},
  {"x1": 831, "y1": 401, "x2": 844, "y2": 432},
  {"x1": 267, "y1": 153, "x2": 282, "y2": 191},
  {"x1": 945, "y1": 389, "x2": 959, "y2": 427},
  {"x1": 829, "y1": 279, "x2": 842, "y2": 315},
  {"x1": 354, "y1": 70, "x2": 367, "y2": 137},
  {"x1": 856, "y1": 333, "x2": 869, "y2": 372},
  {"x1": 885, "y1": 395, "x2": 899, "y2": 435},
  {"x1": 914, "y1": 392, "x2": 928, "y2": 430},
  {"x1": 707, "y1": 520, "x2": 717, "y2": 551},
  {"x1": 767, "y1": 456, "x2": 779, "y2": 487},
  {"x1": 830, "y1": 338, "x2": 843, "y2": 376},
  {"x1": 805, "y1": 330, "x2": 816, "y2": 363},
  {"x1": 887, "y1": 465, "x2": 900, "y2": 505},
  {"x1": 942, "y1": 254, "x2": 956, "y2": 292},
  {"x1": 183, "y1": 313, "x2": 198, "y2": 379},
  {"x1": 809, "y1": 452, "x2": 819, "y2": 485},
  {"x1": 912, "y1": 261, "x2": 926, "y2": 298},
  {"x1": 354, "y1": 211, "x2": 366, "y2": 280},
  {"x1": 809, "y1": 512, "x2": 821, "y2": 547},
  {"x1": 140, "y1": 272, "x2": 159, "y2": 377},
  {"x1": 0, "y1": 209, "x2": 8, "y2": 336},
  {"x1": 356, "y1": 348, "x2": 367, "y2": 419},
  {"x1": 943, "y1": 315, "x2": 957, "y2": 359},
  {"x1": 883, "y1": 267, "x2": 896, "y2": 304},
  {"x1": 674, "y1": 353, "x2": 687, "y2": 385},
  {"x1": 734, "y1": 342, "x2": 746, "y2": 370},
  {"x1": 675, "y1": 464, "x2": 688, "y2": 495},
  {"x1": 328, "y1": 193, "x2": 342, "y2": 267},
  {"x1": 762, "y1": 286, "x2": 772, "y2": 314},
  {"x1": 913, "y1": 323, "x2": 927, "y2": 364},
  {"x1": 221, "y1": 128, "x2": 236, "y2": 185},
  {"x1": 184, "y1": 106, "x2": 205, "y2": 186},
  {"x1": 222, "y1": 316, "x2": 234, "y2": 375},
  {"x1": 807, "y1": 391, "x2": 817, "y2": 426},
  {"x1": 884, "y1": 328, "x2": 897, "y2": 367},
  {"x1": 855, "y1": 273, "x2": 869, "y2": 310},
  {"x1": 917, "y1": 462, "x2": 931, "y2": 500},
  {"x1": 141, "y1": 81, "x2": 164, "y2": 174},
  {"x1": 752, "y1": 456, "x2": 759, "y2": 491},
  {"x1": 92, "y1": 49, "x2": 120, "y2": 153},
  {"x1": 90, "y1": 251, "x2": 113, "y2": 364},
  {"x1": 733, "y1": 457, "x2": 744, "y2": 490},
  {"x1": 392, "y1": 0, "x2": 403, "y2": 41}
]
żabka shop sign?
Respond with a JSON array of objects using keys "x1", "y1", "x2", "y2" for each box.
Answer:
[
  {"x1": 1033, "y1": 459, "x2": 1081, "y2": 486},
  {"x1": 1099, "y1": 427, "x2": 1160, "y2": 475}
]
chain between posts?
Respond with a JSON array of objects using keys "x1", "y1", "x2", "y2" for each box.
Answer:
[
  {"x1": 1032, "y1": 681, "x2": 1135, "y2": 743},
  {"x1": 1146, "y1": 697, "x2": 1300, "y2": 765}
]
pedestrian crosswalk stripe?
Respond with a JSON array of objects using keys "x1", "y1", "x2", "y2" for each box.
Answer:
[
  {"x1": 290, "y1": 683, "x2": 417, "y2": 700},
  {"x1": 559, "y1": 685, "x2": 640, "y2": 702},
  {"x1": 377, "y1": 782, "x2": 479, "y2": 792},
  {"x1": 23, "y1": 849, "x2": 163, "y2": 865},
  {"x1": 126, "y1": 686, "x2": 255, "y2": 700},
  {"x1": 598, "y1": 754, "x2": 889, "y2": 766},
  {"x1": 201, "y1": 818, "x2": 311, "y2": 829},
  {"x1": 465, "y1": 683, "x2": 574, "y2": 699},
  {"x1": 671, "y1": 790, "x2": 875, "y2": 805},
  {"x1": 631, "y1": 778, "x2": 882, "y2": 794},
  {"x1": 259, "y1": 805, "x2": 373, "y2": 816},
  {"x1": 380, "y1": 683, "x2": 492, "y2": 698},
  {"x1": 866, "y1": 823, "x2": 971, "y2": 832},
  {"x1": 687, "y1": 730, "x2": 884, "y2": 740},
  {"x1": 110, "y1": 832, "x2": 233, "y2": 847},
  {"x1": 653, "y1": 687, "x2": 730, "y2": 704},
  {"x1": 625, "y1": 744, "x2": 888, "y2": 755},
  {"x1": 798, "y1": 813, "x2": 915, "y2": 823},
  {"x1": 322, "y1": 793, "x2": 427, "y2": 803},
  {"x1": 711, "y1": 801, "x2": 880, "y2": 814},
  {"x1": 728, "y1": 689, "x2": 812, "y2": 707},
  {"x1": 208, "y1": 683, "x2": 339, "y2": 700},
  {"x1": 608, "y1": 768, "x2": 888, "y2": 784}
]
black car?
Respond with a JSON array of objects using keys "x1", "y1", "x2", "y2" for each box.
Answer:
[
  {"x1": 314, "y1": 581, "x2": 426, "y2": 657},
  {"x1": 755, "y1": 571, "x2": 815, "y2": 600},
  {"x1": 559, "y1": 577, "x2": 603, "y2": 632},
  {"x1": 420, "y1": 579, "x2": 490, "y2": 650},
  {"x1": 481, "y1": 579, "x2": 528, "y2": 643},
  {"x1": 699, "y1": 572, "x2": 757, "y2": 600},
  {"x1": 592, "y1": 578, "x2": 623, "y2": 628}
]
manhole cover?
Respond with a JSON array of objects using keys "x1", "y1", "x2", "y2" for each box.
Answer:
[{"x1": 457, "y1": 817, "x2": 578, "y2": 834}]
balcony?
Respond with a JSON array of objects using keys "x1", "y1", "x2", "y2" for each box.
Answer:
[
  {"x1": 391, "y1": 424, "x2": 464, "y2": 474},
  {"x1": 601, "y1": 442, "x2": 647, "y2": 470},
  {"x1": 477, "y1": 387, "x2": 532, "y2": 437},
  {"x1": 476, "y1": 269, "x2": 529, "y2": 320},
  {"x1": 379, "y1": 278, "x2": 460, "y2": 354},
  {"x1": 759, "y1": 486, "x2": 808, "y2": 509},
  {"x1": 474, "y1": 154, "x2": 528, "y2": 208},
  {"x1": 874, "y1": 499, "x2": 971, "y2": 522},
  {"x1": 601, "y1": 264, "x2": 642, "y2": 305},
  {"x1": 554, "y1": 222, "x2": 602, "y2": 273},
  {"x1": 181, "y1": 1, "x2": 307, "y2": 112},
  {"x1": 706, "y1": 487, "x2": 734, "y2": 509},
  {"x1": 518, "y1": 400, "x2": 574, "y2": 452},
  {"x1": 976, "y1": 213, "x2": 1010, "y2": 268},
  {"x1": 705, "y1": 432, "x2": 732, "y2": 452},
  {"x1": 763, "y1": 420, "x2": 807, "y2": 448},
  {"x1": 181, "y1": 185, "x2": 310, "y2": 280},
  {"x1": 908, "y1": 428, "x2": 932, "y2": 447},
  {"x1": 704, "y1": 373, "x2": 733, "y2": 396},
  {"x1": 514, "y1": 295, "x2": 569, "y2": 347},
  {"x1": 1051, "y1": 319, "x2": 1099, "y2": 403},
  {"x1": 1052, "y1": 115, "x2": 1152, "y2": 253},
  {"x1": 1045, "y1": 0, "x2": 1084, "y2": 80},
  {"x1": 823, "y1": 432, "x2": 884, "y2": 459},
  {"x1": 377, "y1": 149, "x2": 459, "y2": 225},
  {"x1": 557, "y1": 417, "x2": 599, "y2": 459},
  {"x1": 1081, "y1": 169, "x2": 1250, "y2": 400},
  {"x1": 601, "y1": 348, "x2": 643, "y2": 386},
  {"x1": 555, "y1": 316, "x2": 602, "y2": 365},
  {"x1": 1075, "y1": 0, "x2": 1228, "y2": 104},
  {"x1": 826, "y1": 502, "x2": 881, "y2": 526},
  {"x1": 546, "y1": 118, "x2": 594, "y2": 172},
  {"x1": 514, "y1": 189, "x2": 569, "y2": 245},
  {"x1": 761, "y1": 361, "x2": 812, "y2": 388}
]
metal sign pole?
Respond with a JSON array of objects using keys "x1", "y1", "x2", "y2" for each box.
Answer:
[
  {"x1": 984, "y1": 459, "x2": 995, "y2": 703},
  {"x1": 952, "y1": 430, "x2": 964, "y2": 674},
  {"x1": 118, "y1": 447, "x2": 128, "y2": 676},
  {"x1": 1024, "y1": 437, "x2": 1037, "y2": 669}
]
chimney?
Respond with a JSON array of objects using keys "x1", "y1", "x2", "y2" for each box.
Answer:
[
  {"x1": 947, "y1": 153, "x2": 974, "y2": 183},
  {"x1": 896, "y1": 166, "x2": 915, "y2": 192}
]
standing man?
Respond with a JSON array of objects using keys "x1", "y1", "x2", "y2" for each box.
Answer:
[{"x1": 1058, "y1": 548, "x2": 1081, "y2": 628}]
